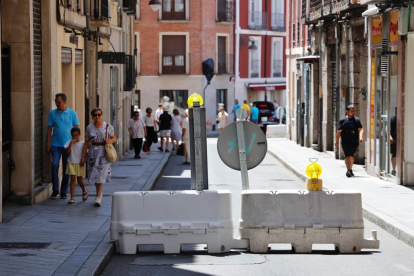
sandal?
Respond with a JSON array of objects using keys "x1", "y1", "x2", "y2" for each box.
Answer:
[
  {"x1": 68, "y1": 198, "x2": 75, "y2": 204},
  {"x1": 82, "y1": 190, "x2": 88, "y2": 201}
]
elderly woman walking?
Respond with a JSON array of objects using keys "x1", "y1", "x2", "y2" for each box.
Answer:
[
  {"x1": 81, "y1": 108, "x2": 116, "y2": 207},
  {"x1": 128, "y1": 111, "x2": 146, "y2": 159}
]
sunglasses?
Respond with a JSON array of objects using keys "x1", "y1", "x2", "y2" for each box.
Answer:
[{"x1": 92, "y1": 113, "x2": 102, "y2": 117}]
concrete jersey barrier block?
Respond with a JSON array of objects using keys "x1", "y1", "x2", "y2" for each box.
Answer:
[
  {"x1": 110, "y1": 190, "x2": 234, "y2": 254},
  {"x1": 239, "y1": 190, "x2": 379, "y2": 253}
]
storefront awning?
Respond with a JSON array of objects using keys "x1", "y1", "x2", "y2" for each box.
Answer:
[
  {"x1": 248, "y1": 83, "x2": 286, "y2": 91},
  {"x1": 296, "y1": 55, "x2": 320, "y2": 63}
]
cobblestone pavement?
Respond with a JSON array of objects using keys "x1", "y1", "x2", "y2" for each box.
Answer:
[{"x1": 0, "y1": 145, "x2": 170, "y2": 276}]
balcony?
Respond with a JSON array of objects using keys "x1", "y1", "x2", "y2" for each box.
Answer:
[
  {"x1": 271, "y1": 13, "x2": 285, "y2": 32},
  {"x1": 123, "y1": 0, "x2": 137, "y2": 15},
  {"x1": 272, "y1": 59, "x2": 282, "y2": 77},
  {"x1": 162, "y1": 0, "x2": 186, "y2": 20},
  {"x1": 162, "y1": 53, "x2": 187, "y2": 75},
  {"x1": 250, "y1": 59, "x2": 260, "y2": 78},
  {"x1": 217, "y1": 53, "x2": 234, "y2": 75},
  {"x1": 309, "y1": 0, "x2": 322, "y2": 22},
  {"x1": 90, "y1": 0, "x2": 109, "y2": 27},
  {"x1": 217, "y1": 0, "x2": 235, "y2": 23},
  {"x1": 248, "y1": 11, "x2": 268, "y2": 30},
  {"x1": 322, "y1": 0, "x2": 334, "y2": 18}
]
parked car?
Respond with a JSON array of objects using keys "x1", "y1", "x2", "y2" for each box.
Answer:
[{"x1": 253, "y1": 101, "x2": 281, "y2": 134}]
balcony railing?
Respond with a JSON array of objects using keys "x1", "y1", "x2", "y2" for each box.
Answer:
[
  {"x1": 250, "y1": 59, "x2": 260, "y2": 78},
  {"x1": 309, "y1": 0, "x2": 322, "y2": 22},
  {"x1": 217, "y1": 53, "x2": 234, "y2": 74},
  {"x1": 248, "y1": 11, "x2": 268, "y2": 30},
  {"x1": 162, "y1": 53, "x2": 187, "y2": 74},
  {"x1": 162, "y1": 0, "x2": 186, "y2": 20},
  {"x1": 217, "y1": 0, "x2": 235, "y2": 23},
  {"x1": 123, "y1": 0, "x2": 137, "y2": 15},
  {"x1": 322, "y1": 0, "x2": 332, "y2": 17},
  {"x1": 271, "y1": 13, "x2": 285, "y2": 32},
  {"x1": 93, "y1": 0, "x2": 109, "y2": 20},
  {"x1": 273, "y1": 59, "x2": 282, "y2": 77}
]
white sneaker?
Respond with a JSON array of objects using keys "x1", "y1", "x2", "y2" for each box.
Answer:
[{"x1": 95, "y1": 195, "x2": 102, "y2": 207}]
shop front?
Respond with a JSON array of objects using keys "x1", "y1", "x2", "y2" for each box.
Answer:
[{"x1": 368, "y1": 11, "x2": 400, "y2": 182}]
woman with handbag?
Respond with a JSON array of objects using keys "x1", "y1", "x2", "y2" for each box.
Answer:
[
  {"x1": 81, "y1": 108, "x2": 116, "y2": 207},
  {"x1": 143, "y1": 107, "x2": 157, "y2": 154}
]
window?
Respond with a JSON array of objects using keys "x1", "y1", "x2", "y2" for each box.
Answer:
[
  {"x1": 162, "y1": 35, "x2": 186, "y2": 74},
  {"x1": 271, "y1": 0, "x2": 285, "y2": 31},
  {"x1": 217, "y1": 0, "x2": 234, "y2": 22},
  {"x1": 217, "y1": 36, "x2": 228, "y2": 74},
  {"x1": 249, "y1": 37, "x2": 261, "y2": 78},
  {"x1": 162, "y1": 0, "x2": 185, "y2": 20},
  {"x1": 249, "y1": 0, "x2": 267, "y2": 30},
  {"x1": 272, "y1": 38, "x2": 283, "y2": 77},
  {"x1": 160, "y1": 90, "x2": 188, "y2": 114},
  {"x1": 216, "y1": 89, "x2": 228, "y2": 114}
]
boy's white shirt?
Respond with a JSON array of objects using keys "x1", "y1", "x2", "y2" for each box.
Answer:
[{"x1": 64, "y1": 140, "x2": 85, "y2": 164}]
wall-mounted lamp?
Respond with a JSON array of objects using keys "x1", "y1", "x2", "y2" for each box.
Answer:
[
  {"x1": 248, "y1": 38, "x2": 257, "y2": 53},
  {"x1": 149, "y1": 0, "x2": 162, "y2": 12}
]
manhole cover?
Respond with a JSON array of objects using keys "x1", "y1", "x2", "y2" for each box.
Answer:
[{"x1": 0, "y1": 243, "x2": 51, "y2": 249}]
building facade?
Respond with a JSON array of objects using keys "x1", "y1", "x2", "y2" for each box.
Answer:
[
  {"x1": 135, "y1": 0, "x2": 235, "y2": 125},
  {"x1": 0, "y1": 0, "x2": 136, "y2": 222},
  {"x1": 235, "y1": 0, "x2": 287, "y2": 120}
]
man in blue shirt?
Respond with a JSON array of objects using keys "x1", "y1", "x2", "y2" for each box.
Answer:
[
  {"x1": 46, "y1": 93, "x2": 80, "y2": 199},
  {"x1": 250, "y1": 103, "x2": 259, "y2": 125},
  {"x1": 232, "y1": 99, "x2": 240, "y2": 121}
]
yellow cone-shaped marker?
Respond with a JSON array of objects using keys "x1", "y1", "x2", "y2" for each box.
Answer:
[
  {"x1": 306, "y1": 160, "x2": 323, "y2": 191},
  {"x1": 187, "y1": 93, "x2": 204, "y2": 108}
]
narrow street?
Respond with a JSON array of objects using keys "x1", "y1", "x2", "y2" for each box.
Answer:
[{"x1": 103, "y1": 138, "x2": 414, "y2": 276}]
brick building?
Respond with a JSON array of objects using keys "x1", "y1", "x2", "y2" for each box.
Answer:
[
  {"x1": 135, "y1": 0, "x2": 235, "y2": 124},
  {"x1": 234, "y1": 0, "x2": 287, "y2": 119}
]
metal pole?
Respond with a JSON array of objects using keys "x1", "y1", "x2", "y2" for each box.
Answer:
[
  {"x1": 236, "y1": 121, "x2": 249, "y2": 190},
  {"x1": 202, "y1": 83, "x2": 208, "y2": 104}
]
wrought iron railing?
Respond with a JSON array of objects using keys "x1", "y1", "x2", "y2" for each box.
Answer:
[
  {"x1": 93, "y1": 0, "x2": 109, "y2": 20},
  {"x1": 323, "y1": 0, "x2": 332, "y2": 17},
  {"x1": 217, "y1": 53, "x2": 234, "y2": 74},
  {"x1": 273, "y1": 59, "x2": 282, "y2": 77},
  {"x1": 271, "y1": 13, "x2": 285, "y2": 31},
  {"x1": 248, "y1": 11, "x2": 268, "y2": 30},
  {"x1": 309, "y1": 0, "x2": 322, "y2": 21},
  {"x1": 217, "y1": 0, "x2": 235, "y2": 22},
  {"x1": 162, "y1": 0, "x2": 186, "y2": 20},
  {"x1": 250, "y1": 59, "x2": 260, "y2": 78}
]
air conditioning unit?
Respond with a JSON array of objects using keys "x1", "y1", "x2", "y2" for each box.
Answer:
[{"x1": 398, "y1": 7, "x2": 409, "y2": 36}]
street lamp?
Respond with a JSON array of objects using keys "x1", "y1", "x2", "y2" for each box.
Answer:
[
  {"x1": 248, "y1": 38, "x2": 257, "y2": 53},
  {"x1": 149, "y1": 0, "x2": 162, "y2": 11}
]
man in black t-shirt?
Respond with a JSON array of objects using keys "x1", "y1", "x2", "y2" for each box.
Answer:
[
  {"x1": 157, "y1": 108, "x2": 173, "y2": 152},
  {"x1": 390, "y1": 107, "x2": 397, "y2": 176},
  {"x1": 335, "y1": 105, "x2": 364, "y2": 177}
]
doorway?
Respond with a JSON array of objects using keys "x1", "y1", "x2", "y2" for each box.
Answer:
[
  {"x1": 2, "y1": 45, "x2": 11, "y2": 199},
  {"x1": 373, "y1": 46, "x2": 398, "y2": 181}
]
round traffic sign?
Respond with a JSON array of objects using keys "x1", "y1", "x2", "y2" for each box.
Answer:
[{"x1": 217, "y1": 121, "x2": 267, "y2": 170}]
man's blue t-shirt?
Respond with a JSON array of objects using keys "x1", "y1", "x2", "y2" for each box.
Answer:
[
  {"x1": 250, "y1": 106, "x2": 259, "y2": 120},
  {"x1": 233, "y1": 103, "x2": 241, "y2": 115},
  {"x1": 48, "y1": 107, "x2": 80, "y2": 147}
]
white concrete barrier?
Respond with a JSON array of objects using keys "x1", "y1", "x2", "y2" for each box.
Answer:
[
  {"x1": 266, "y1": 124, "x2": 287, "y2": 138},
  {"x1": 239, "y1": 190, "x2": 379, "y2": 253},
  {"x1": 110, "y1": 190, "x2": 233, "y2": 254}
]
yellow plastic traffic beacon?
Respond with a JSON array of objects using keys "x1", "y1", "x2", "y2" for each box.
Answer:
[{"x1": 306, "y1": 158, "x2": 323, "y2": 191}]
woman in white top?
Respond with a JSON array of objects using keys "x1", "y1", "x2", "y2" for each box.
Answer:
[
  {"x1": 144, "y1": 107, "x2": 157, "y2": 154},
  {"x1": 170, "y1": 109, "x2": 183, "y2": 151},
  {"x1": 217, "y1": 107, "x2": 228, "y2": 132}
]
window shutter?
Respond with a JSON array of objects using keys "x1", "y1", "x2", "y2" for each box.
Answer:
[{"x1": 162, "y1": 35, "x2": 186, "y2": 54}]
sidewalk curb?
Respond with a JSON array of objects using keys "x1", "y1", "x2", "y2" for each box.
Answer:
[
  {"x1": 267, "y1": 149, "x2": 414, "y2": 249},
  {"x1": 76, "y1": 152, "x2": 172, "y2": 276}
]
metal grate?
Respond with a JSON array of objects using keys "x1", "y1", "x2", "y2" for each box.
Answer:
[
  {"x1": 33, "y1": 0, "x2": 43, "y2": 184},
  {"x1": 381, "y1": 38, "x2": 389, "y2": 76}
]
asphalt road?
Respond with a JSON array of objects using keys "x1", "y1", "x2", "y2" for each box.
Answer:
[{"x1": 103, "y1": 138, "x2": 414, "y2": 276}]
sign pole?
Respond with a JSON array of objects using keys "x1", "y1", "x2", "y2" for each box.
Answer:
[{"x1": 236, "y1": 121, "x2": 249, "y2": 190}]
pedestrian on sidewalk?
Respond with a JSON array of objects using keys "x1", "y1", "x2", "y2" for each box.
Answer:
[
  {"x1": 46, "y1": 93, "x2": 80, "y2": 200},
  {"x1": 241, "y1": 100, "x2": 251, "y2": 118},
  {"x1": 170, "y1": 109, "x2": 183, "y2": 151},
  {"x1": 390, "y1": 107, "x2": 397, "y2": 176},
  {"x1": 64, "y1": 127, "x2": 88, "y2": 204},
  {"x1": 182, "y1": 109, "x2": 190, "y2": 165},
  {"x1": 81, "y1": 108, "x2": 117, "y2": 207},
  {"x1": 158, "y1": 107, "x2": 173, "y2": 152},
  {"x1": 232, "y1": 99, "x2": 240, "y2": 121},
  {"x1": 128, "y1": 111, "x2": 146, "y2": 159},
  {"x1": 250, "y1": 103, "x2": 259, "y2": 125},
  {"x1": 335, "y1": 105, "x2": 364, "y2": 177},
  {"x1": 144, "y1": 107, "x2": 157, "y2": 154},
  {"x1": 217, "y1": 107, "x2": 228, "y2": 132}
]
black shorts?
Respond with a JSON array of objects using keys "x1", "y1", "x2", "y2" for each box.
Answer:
[{"x1": 342, "y1": 143, "x2": 358, "y2": 158}]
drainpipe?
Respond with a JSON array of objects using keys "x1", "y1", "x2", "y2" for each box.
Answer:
[
  {"x1": 318, "y1": 24, "x2": 323, "y2": 152},
  {"x1": 345, "y1": 21, "x2": 350, "y2": 108},
  {"x1": 84, "y1": 0, "x2": 89, "y2": 126},
  {"x1": 264, "y1": 0, "x2": 268, "y2": 102},
  {"x1": 335, "y1": 23, "x2": 341, "y2": 159}
]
